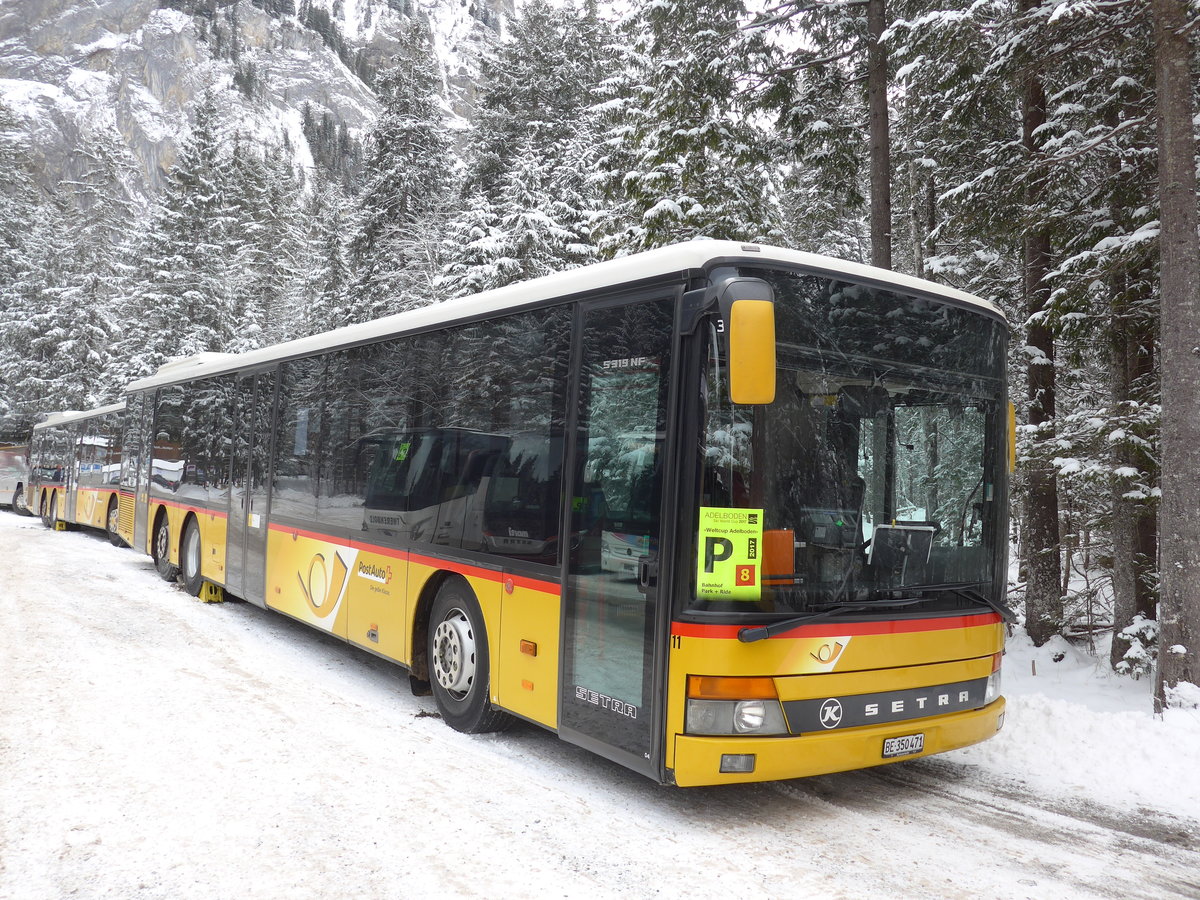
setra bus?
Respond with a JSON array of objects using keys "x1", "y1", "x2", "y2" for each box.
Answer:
[
  {"x1": 113, "y1": 241, "x2": 1011, "y2": 786},
  {"x1": 28, "y1": 403, "x2": 129, "y2": 543}
]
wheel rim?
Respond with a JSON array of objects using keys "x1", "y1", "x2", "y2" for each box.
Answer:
[
  {"x1": 108, "y1": 506, "x2": 118, "y2": 534},
  {"x1": 184, "y1": 527, "x2": 200, "y2": 579},
  {"x1": 432, "y1": 609, "x2": 476, "y2": 698},
  {"x1": 15, "y1": 491, "x2": 26, "y2": 512},
  {"x1": 155, "y1": 523, "x2": 169, "y2": 561}
]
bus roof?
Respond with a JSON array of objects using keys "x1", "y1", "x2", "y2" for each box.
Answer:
[
  {"x1": 126, "y1": 240, "x2": 1004, "y2": 393},
  {"x1": 34, "y1": 402, "x2": 127, "y2": 431}
]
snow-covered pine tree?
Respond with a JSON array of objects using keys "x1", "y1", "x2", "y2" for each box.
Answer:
[
  {"x1": 594, "y1": 0, "x2": 781, "y2": 255},
  {"x1": 348, "y1": 20, "x2": 454, "y2": 322},
  {"x1": 752, "y1": 0, "x2": 875, "y2": 261},
  {"x1": 226, "y1": 141, "x2": 305, "y2": 351},
  {"x1": 888, "y1": 0, "x2": 1165, "y2": 661},
  {"x1": 440, "y1": 0, "x2": 610, "y2": 294},
  {"x1": 108, "y1": 90, "x2": 239, "y2": 383},
  {"x1": 0, "y1": 99, "x2": 42, "y2": 428},
  {"x1": 467, "y1": 0, "x2": 611, "y2": 203},
  {"x1": 295, "y1": 173, "x2": 355, "y2": 337}
]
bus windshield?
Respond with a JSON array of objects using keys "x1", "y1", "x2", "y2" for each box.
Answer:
[{"x1": 690, "y1": 268, "x2": 1007, "y2": 617}]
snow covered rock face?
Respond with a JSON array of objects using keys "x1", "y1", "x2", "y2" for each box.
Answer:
[{"x1": 0, "y1": 0, "x2": 509, "y2": 201}]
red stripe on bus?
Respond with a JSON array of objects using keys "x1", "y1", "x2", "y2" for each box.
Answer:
[
  {"x1": 153, "y1": 498, "x2": 229, "y2": 520},
  {"x1": 671, "y1": 612, "x2": 1002, "y2": 640},
  {"x1": 407, "y1": 551, "x2": 560, "y2": 595},
  {"x1": 266, "y1": 523, "x2": 561, "y2": 595}
]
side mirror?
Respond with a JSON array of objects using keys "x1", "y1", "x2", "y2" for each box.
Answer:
[{"x1": 720, "y1": 278, "x2": 776, "y2": 405}]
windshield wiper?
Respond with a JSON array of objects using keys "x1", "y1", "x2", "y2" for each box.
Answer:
[
  {"x1": 737, "y1": 598, "x2": 927, "y2": 643},
  {"x1": 893, "y1": 581, "x2": 1017, "y2": 624}
]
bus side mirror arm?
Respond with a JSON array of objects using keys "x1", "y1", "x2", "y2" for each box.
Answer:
[{"x1": 679, "y1": 287, "x2": 715, "y2": 335}]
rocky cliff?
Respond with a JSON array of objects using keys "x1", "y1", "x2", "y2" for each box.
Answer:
[{"x1": 0, "y1": 0, "x2": 511, "y2": 202}]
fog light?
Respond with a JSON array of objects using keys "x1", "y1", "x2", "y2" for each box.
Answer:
[{"x1": 720, "y1": 753, "x2": 756, "y2": 774}]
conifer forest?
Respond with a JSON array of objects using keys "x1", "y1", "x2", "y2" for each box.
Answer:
[{"x1": 0, "y1": 0, "x2": 1198, "y2": 707}]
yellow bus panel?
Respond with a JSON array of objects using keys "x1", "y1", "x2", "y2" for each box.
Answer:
[
  {"x1": 265, "y1": 528, "x2": 353, "y2": 639},
  {"x1": 495, "y1": 577, "x2": 560, "y2": 729}
]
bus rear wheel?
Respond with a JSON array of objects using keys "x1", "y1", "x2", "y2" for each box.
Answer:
[
  {"x1": 12, "y1": 487, "x2": 30, "y2": 516},
  {"x1": 181, "y1": 519, "x2": 204, "y2": 596},
  {"x1": 428, "y1": 580, "x2": 512, "y2": 734},
  {"x1": 106, "y1": 500, "x2": 123, "y2": 546},
  {"x1": 153, "y1": 517, "x2": 179, "y2": 582}
]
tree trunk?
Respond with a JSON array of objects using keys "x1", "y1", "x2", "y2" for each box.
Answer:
[
  {"x1": 1151, "y1": 0, "x2": 1200, "y2": 711},
  {"x1": 1109, "y1": 274, "x2": 1160, "y2": 671},
  {"x1": 867, "y1": 0, "x2": 891, "y2": 270},
  {"x1": 1109, "y1": 305, "x2": 1137, "y2": 667},
  {"x1": 1020, "y1": 9, "x2": 1062, "y2": 647}
]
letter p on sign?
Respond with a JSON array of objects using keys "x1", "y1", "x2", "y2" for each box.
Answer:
[{"x1": 704, "y1": 536, "x2": 733, "y2": 572}]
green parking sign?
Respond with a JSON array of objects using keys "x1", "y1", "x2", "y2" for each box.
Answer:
[{"x1": 696, "y1": 507, "x2": 764, "y2": 601}]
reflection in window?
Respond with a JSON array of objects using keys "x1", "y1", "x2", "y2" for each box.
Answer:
[
  {"x1": 272, "y1": 308, "x2": 570, "y2": 563},
  {"x1": 691, "y1": 269, "x2": 1006, "y2": 614}
]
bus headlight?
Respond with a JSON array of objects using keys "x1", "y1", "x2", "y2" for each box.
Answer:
[
  {"x1": 685, "y1": 675, "x2": 789, "y2": 735},
  {"x1": 733, "y1": 699, "x2": 786, "y2": 734},
  {"x1": 685, "y1": 698, "x2": 788, "y2": 735},
  {"x1": 984, "y1": 653, "x2": 1002, "y2": 703}
]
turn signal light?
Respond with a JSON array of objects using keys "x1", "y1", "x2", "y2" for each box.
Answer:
[{"x1": 687, "y1": 675, "x2": 777, "y2": 700}]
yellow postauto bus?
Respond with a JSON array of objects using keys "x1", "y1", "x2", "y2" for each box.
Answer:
[
  {"x1": 29, "y1": 403, "x2": 128, "y2": 544},
  {"x1": 118, "y1": 241, "x2": 1012, "y2": 786}
]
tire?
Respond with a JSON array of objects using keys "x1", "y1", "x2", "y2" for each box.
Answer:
[
  {"x1": 181, "y1": 518, "x2": 204, "y2": 596},
  {"x1": 153, "y1": 516, "x2": 179, "y2": 582},
  {"x1": 105, "y1": 500, "x2": 123, "y2": 546},
  {"x1": 12, "y1": 487, "x2": 31, "y2": 517},
  {"x1": 39, "y1": 492, "x2": 54, "y2": 529},
  {"x1": 428, "y1": 579, "x2": 512, "y2": 734}
]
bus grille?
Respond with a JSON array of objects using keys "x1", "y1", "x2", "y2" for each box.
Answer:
[{"x1": 118, "y1": 493, "x2": 134, "y2": 535}]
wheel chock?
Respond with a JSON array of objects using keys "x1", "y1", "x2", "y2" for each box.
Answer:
[{"x1": 198, "y1": 583, "x2": 225, "y2": 603}]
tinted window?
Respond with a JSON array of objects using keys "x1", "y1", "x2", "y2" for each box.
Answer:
[{"x1": 272, "y1": 308, "x2": 570, "y2": 562}]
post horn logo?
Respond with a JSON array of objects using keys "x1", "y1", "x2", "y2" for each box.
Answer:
[{"x1": 297, "y1": 552, "x2": 349, "y2": 619}]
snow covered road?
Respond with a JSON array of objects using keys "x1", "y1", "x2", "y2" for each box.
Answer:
[{"x1": 1, "y1": 513, "x2": 1197, "y2": 900}]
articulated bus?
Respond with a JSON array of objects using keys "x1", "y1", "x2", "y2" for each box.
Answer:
[
  {"x1": 98, "y1": 241, "x2": 1010, "y2": 786},
  {"x1": 29, "y1": 403, "x2": 128, "y2": 543}
]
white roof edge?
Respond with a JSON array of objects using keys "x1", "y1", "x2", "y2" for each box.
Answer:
[
  {"x1": 153, "y1": 351, "x2": 238, "y2": 376},
  {"x1": 126, "y1": 241, "x2": 1004, "y2": 393},
  {"x1": 34, "y1": 401, "x2": 128, "y2": 430}
]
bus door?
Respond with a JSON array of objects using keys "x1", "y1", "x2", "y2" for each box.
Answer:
[
  {"x1": 130, "y1": 394, "x2": 153, "y2": 552},
  {"x1": 226, "y1": 371, "x2": 277, "y2": 607},
  {"x1": 559, "y1": 296, "x2": 676, "y2": 777},
  {"x1": 63, "y1": 424, "x2": 82, "y2": 523}
]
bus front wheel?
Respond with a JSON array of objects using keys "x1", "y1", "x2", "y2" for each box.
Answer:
[
  {"x1": 153, "y1": 517, "x2": 179, "y2": 582},
  {"x1": 428, "y1": 580, "x2": 512, "y2": 734},
  {"x1": 39, "y1": 492, "x2": 54, "y2": 529}
]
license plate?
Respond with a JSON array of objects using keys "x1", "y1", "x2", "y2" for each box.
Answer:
[{"x1": 882, "y1": 733, "x2": 924, "y2": 758}]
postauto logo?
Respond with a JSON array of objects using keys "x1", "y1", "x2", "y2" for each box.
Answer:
[{"x1": 356, "y1": 560, "x2": 393, "y2": 585}]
